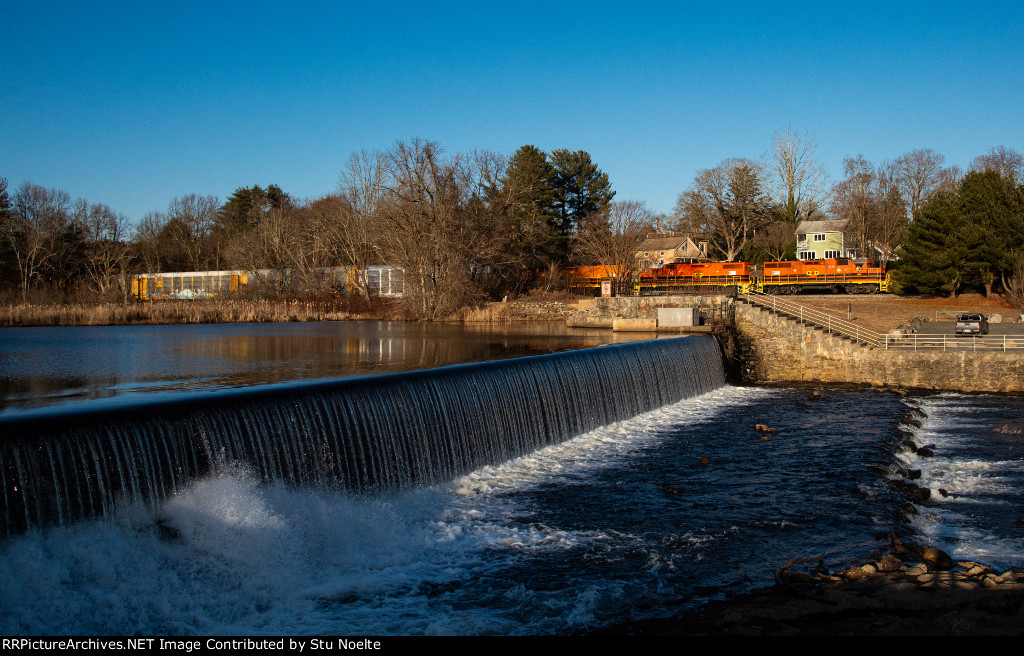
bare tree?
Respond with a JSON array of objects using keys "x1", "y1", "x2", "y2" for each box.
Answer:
[
  {"x1": 970, "y1": 145, "x2": 1024, "y2": 184},
  {"x1": 573, "y1": 200, "x2": 656, "y2": 279},
  {"x1": 893, "y1": 148, "x2": 945, "y2": 217},
  {"x1": 834, "y1": 155, "x2": 875, "y2": 256},
  {"x1": 761, "y1": 221, "x2": 798, "y2": 261},
  {"x1": 340, "y1": 150, "x2": 391, "y2": 225},
  {"x1": 462, "y1": 149, "x2": 522, "y2": 295},
  {"x1": 378, "y1": 139, "x2": 479, "y2": 318},
  {"x1": 937, "y1": 165, "x2": 965, "y2": 193},
  {"x1": 675, "y1": 158, "x2": 770, "y2": 261},
  {"x1": 133, "y1": 211, "x2": 168, "y2": 273},
  {"x1": 764, "y1": 128, "x2": 830, "y2": 223},
  {"x1": 77, "y1": 201, "x2": 133, "y2": 297},
  {"x1": 870, "y1": 161, "x2": 909, "y2": 265},
  {"x1": 166, "y1": 194, "x2": 218, "y2": 270},
  {"x1": 4, "y1": 182, "x2": 73, "y2": 300},
  {"x1": 323, "y1": 150, "x2": 392, "y2": 297}
]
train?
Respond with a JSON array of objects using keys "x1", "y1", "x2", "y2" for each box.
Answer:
[
  {"x1": 758, "y1": 258, "x2": 890, "y2": 294},
  {"x1": 129, "y1": 258, "x2": 887, "y2": 302},
  {"x1": 566, "y1": 258, "x2": 890, "y2": 295},
  {"x1": 638, "y1": 261, "x2": 753, "y2": 294},
  {"x1": 130, "y1": 266, "x2": 406, "y2": 300},
  {"x1": 562, "y1": 265, "x2": 628, "y2": 295}
]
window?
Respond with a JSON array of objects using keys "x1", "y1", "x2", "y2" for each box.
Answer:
[
  {"x1": 813, "y1": 233, "x2": 827, "y2": 242},
  {"x1": 824, "y1": 250, "x2": 841, "y2": 259}
]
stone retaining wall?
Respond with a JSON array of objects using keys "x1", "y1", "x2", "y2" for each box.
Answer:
[{"x1": 735, "y1": 303, "x2": 1024, "y2": 393}]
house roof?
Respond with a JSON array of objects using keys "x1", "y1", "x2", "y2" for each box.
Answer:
[
  {"x1": 795, "y1": 219, "x2": 849, "y2": 234},
  {"x1": 638, "y1": 236, "x2": 695, "y2": 251}
]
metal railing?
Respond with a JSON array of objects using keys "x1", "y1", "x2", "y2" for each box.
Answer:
[
  {"x1": 742, "y1": 289, "x2": 882, "y2": 346},
  {"x1": 878, "y1": 333, "x2": 1024, "y2": 351},
  {"x1": 741, "y1": 290, "x2": 1024, "y2": 352}
]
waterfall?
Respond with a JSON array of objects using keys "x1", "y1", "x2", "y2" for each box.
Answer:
[{"x1": 0, "y1": 336, "x2": 725, "y2": 536}]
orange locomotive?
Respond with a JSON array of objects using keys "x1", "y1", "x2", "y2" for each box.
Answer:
[
  {"x1": 638, "y1": 261, "x2": 752, "y2": 293},
  {"x1": 563, "y1": 265, "x2": 629, "y2": 294},
  {"x1": 758, "y1": 258, "x2": 889, "y2": 294},
  {"x1": 563, "y1": 258, "x2": 889, "y2": 295}
]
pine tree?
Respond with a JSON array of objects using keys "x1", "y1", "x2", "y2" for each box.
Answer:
[
  {"x1": 497, "y1": 145, "x2": 560, "y2": 269},
  {"x1": 549, "y1": 149, "x2": 615, "y2": 263},
  {"x1": 896, "y1": 170, "x2": 1024, "y2": 297},
  {"x1": 896, "y1": 190, "x2": 963, "y2": 296}
]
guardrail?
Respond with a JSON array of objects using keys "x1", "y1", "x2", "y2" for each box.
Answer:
[
  {"x1": 741, "y1": 290, "x2": 1024, "y2": 352},
  {"x1": 742, "y1": 289, "x2": 882, "y2": 346},
  {"x1": 879, "y1": 333, "x2": 1024, "y2": 351}
]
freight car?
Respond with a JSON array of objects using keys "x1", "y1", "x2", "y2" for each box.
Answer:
[
  {"x1": 131, "y1": 270, "x2": 247, "y2": 299},
  {"x1": 131, "y1": 266, "x2": 405, "y2": 300}
]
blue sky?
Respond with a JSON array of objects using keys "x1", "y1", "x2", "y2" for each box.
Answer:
[{"x1": 2, "y1": 1, "x2": 1021, "y2": 222}]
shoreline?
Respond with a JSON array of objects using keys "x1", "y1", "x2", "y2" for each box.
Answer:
[
  {"x1": 596, "y1": 394, "x2": 1024, "y2": 636},
  {"x1": 594, "y1": 542, "x2": 1024, "y2": 636},
  {"x1": 0, "y1": 298, "x2": 398, "y2": 327}
]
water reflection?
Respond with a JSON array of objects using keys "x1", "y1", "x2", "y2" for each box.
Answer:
[{"x1": 0, "y1": 321, "x2": 658, "y2": 415}]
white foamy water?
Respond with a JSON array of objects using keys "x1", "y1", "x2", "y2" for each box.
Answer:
[
  {"x1": 0, "y1": 387, "x2": 758, "y2": 636},
  {"x1": 4, "y1": 385, "x2": 1018, "y2": 636},
  {"x1": 899, "y1": 393, "x2": 1024, "y2": 568}
]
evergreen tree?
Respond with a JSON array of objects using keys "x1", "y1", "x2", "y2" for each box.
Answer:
[
  {"x1": 896, "y1": 170, "x2": 1024, "y2": 297},
  {"x1": 497, "y1": 145, "x2": 560, "y2": 269},
  {"x1": 217, "y1": 184, "x2": 292, "y2": 234},
  {"x1": 958, "y1": 169, "x2": 1024, "y2": 296},
  {"x1": 896, "y1": 190, "x2": 964, "y2": 296},
  {"x1": 549, "y1": 149, "x2": 615, "y2": 262}
]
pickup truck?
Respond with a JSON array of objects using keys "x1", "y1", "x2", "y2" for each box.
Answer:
[{"x1": 955, "y1": 313, "x2": 989, "y2": 336}]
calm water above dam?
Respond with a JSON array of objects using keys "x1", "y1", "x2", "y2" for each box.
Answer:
[{"x1": 0, "y1": 321, "x2": 655, "y2": 416}]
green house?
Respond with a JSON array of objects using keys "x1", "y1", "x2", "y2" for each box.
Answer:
[{"x1": 795, "y1": 219, "x2": 850, "y2": 260}]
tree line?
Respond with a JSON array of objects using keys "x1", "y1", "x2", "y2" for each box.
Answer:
[
  {"x1": 673, "y1": 133, "x2": 1023, "y2": 301},
  {"x1": 2, "y1": 135, "x2": 1022, "y2": 317},
  {"x1": 1, "y1": 140, "x2": 642, "y2": 318}
]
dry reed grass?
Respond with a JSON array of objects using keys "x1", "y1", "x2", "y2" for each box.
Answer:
[{"x1": 0, "y1": 298, "x2": 397, "y2": 327}]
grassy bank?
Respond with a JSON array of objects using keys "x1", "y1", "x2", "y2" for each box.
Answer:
[
  {"x1": 1, "y1": 288, "x2": 588, "y2": 328},
  {"x1": 1, "y1": 297, "x2": 404, "y2": 327}
]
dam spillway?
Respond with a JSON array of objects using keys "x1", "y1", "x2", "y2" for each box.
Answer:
[{"x1": 0, "y1": 336, "x2": 725, "y2": 536}]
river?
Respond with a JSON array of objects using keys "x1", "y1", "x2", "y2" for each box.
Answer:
[
  {"x1": 0, "y1": 322, "x2": 1021, "y2": 635},
  {"x1": 0, "y1": 321, "x2": 653, "y2": 416}
]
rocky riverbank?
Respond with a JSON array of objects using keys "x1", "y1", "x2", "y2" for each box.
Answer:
[
  {"x1": 596, "y1": 539, "x2": 1024, "y2": 636},
  {"x1": 594, "y1": 394, "x2": 1024, "y2": 636}
]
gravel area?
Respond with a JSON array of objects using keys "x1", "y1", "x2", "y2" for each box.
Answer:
[{"x1": 782, "y1": 293, "x2": 1022, "y2": 334}]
